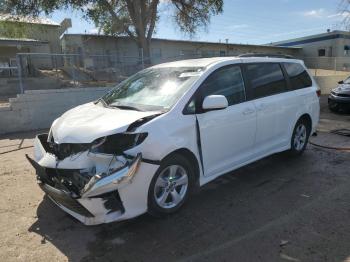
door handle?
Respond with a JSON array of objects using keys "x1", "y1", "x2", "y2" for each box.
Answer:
[{"x1": 242, "y1": 108, "x2": 255, "y2": 115}]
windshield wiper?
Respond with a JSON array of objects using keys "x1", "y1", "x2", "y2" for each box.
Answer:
[{"x1": 110, "y1": 105, "x2": 143, "y2": 111}]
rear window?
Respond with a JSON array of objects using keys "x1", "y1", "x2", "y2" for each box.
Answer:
[
  {"x1": 245, "y1": 63, "x2": 287, "y2": 99},
  {"x1": 284, "y1": 63, "x2": 312, "y2": 90}
]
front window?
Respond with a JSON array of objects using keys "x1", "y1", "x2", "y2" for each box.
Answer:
[{"x1": 102, "y1": 67, "x2": 203, "y2": 111}]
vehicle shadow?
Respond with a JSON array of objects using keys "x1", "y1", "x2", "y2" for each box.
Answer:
[{"x1": 27, "y1": 147, "x2": 350, "y2": 262}]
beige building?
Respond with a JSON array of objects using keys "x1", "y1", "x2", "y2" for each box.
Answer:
[
  {"x1": 61, "y1": 34, "x2": 302, "y2": 66},
  {"x1": 0, "y1": 15, "x2": 71, "y2": 73}
]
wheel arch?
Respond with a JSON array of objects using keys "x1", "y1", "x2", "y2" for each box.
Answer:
[
  {"x1": 160, "y1": 148, "x2": 201, "y2": 188},
  {"x1": 297, "y1": 113, "x2": 312, "y2": 131}
]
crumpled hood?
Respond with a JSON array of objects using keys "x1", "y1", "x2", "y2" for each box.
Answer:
[
  {"x1": 334, "y1": 84, "x2": 350, "y2": 94},
  {"x1": 51, "y1": 102, "x2": 159, "y2": 143}
]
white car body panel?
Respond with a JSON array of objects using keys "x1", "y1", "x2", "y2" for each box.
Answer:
[
  {"x1": 52, "y1": 102, "x2": 160, "y2": 144},
  {"x1": 28, "y1": 56, "x2": 320, "y2": 225},
  {"x1": 196, "y1": 101, "x2": 256, "y2": 177}
]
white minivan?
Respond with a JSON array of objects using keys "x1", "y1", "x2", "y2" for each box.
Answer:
[{"x1": 27, "y1": 56, "x2": 320, "y2": 225}]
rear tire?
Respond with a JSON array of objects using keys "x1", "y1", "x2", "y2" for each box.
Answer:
[
  {"x1": 148, "y1": 154, "x2": 194, "y2": 217},
  {"x1": 288, "y1": 118, "x2": 311, "y2": 156}
]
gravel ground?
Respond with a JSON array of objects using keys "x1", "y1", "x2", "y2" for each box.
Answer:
[{"x1": 0, "y1": 96, "x2": 349, "y2": 262}]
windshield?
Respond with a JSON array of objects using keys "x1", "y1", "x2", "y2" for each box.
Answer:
[{"x1": 101, "y1": 67, "x2": 203, "y2": 111}]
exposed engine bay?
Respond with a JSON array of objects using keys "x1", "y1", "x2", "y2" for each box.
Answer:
[{"x1": 34, "y1": 133, "x2": 144, "y2": 196}]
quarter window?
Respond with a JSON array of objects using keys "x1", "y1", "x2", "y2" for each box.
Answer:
[
  {"x1": 199, "y1": 65, "x2": 246, "y2": 106},
  {"x1": 245, "y1": 63, "x2": 287, "y2": 99},
  {"x1": 284, "y1": 63, "x2": 312, "y2": 90}
]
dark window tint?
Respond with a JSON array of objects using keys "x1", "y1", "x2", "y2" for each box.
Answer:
[
  {"x1": 200, "y1": 65, "x2": 246, "y2": 106},
  {"x1": 284, "y1": 63, "x2": 312, "y2": 90},
  {"x1": 245, "y1": 63, "x2": 287, "y2": 99}
]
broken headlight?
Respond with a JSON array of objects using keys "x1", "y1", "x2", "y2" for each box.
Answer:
[{"x1": 90, "y1": 133, "x2": 148, "y2": 155}]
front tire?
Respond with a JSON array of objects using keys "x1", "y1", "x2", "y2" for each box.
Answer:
[
  {"x1": 148, "y1": 154, "x2": 194, "y2": 216},
  {"x1": 289, "y1": 118, "x2": 311, "y2": 156}
]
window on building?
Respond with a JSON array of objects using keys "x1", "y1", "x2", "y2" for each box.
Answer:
[
  {"x1": 318, "y1": 49, "x2": 326, "y2": 57},
  {"x1": 344, "y1": 45, "x2": 350, "y2": 56},
  {"x1": 219, "y1": 50, "x2": 226, "y2": 56},
  {"x1": 199, "y1": 65, "x2": 246, "y2": 106},
  {"x1": 283, "y1": 63, "x2": 312, "y2": 90},
  {"x1": 245, "y1": 63, "x2": 287, "y2": 99}
]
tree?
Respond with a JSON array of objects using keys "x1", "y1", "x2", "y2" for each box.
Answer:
[
  {"x1": 338, "y1": 0, "x2": 350, "y2": 30},
  {"x1": 1, "y1": 0, "x2": 223, "y2": 62}
]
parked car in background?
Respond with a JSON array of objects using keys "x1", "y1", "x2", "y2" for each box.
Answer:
[
  {"x1": 328, "y1": 77, "x2": 350, "y2": 112},
  {"x1": 27, "y1": 56, "x2": 320, "y2": 225}
]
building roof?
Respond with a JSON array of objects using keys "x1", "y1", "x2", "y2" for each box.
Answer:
[
  {"x1": 0, "y1": 14, "x2": 60, "y2": 26},
  {"x1": 0, "y1": 37, "x2": 48, "y2": 46},
  {"x1": 63, "y1": 33, "x2": 301, "y2": 50},
  {"x1": 271, "y1": 30, "x2": 350, "y2": 47}
]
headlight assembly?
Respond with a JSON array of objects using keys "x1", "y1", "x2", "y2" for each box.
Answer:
[{"x1": 90, "y1": 133, "x2": 148, "y2": 155}]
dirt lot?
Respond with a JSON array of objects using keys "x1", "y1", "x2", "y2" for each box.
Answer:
[{"x1": 0, "y1": 96, "x2": 350, "y2": 262}]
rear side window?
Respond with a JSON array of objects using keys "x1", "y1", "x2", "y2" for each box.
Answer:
[
  {"x1": 284, "y1": 63, "x2": 312, "y2": 90},
  {"x1": 245, "y1": 63, "x2": 287, "y2": 99},
  {"x1": 199, "y1": 65, "x2": 246, "y2": 106}
]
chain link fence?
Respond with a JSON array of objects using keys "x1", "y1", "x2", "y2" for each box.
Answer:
[
  {"x1": 0, "y1": 51, "x2": 227, "y2": 99},
  {"x1": 15, "y1": 53, "x2": 144, "y2": 91},
  {"x1": 1, "y1": 53, "x2": 350, "y2": 102}
]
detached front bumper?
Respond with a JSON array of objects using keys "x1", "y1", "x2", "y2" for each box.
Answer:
[{"x1": 27, "y1": 134, "x2": 159, "y2": 225}]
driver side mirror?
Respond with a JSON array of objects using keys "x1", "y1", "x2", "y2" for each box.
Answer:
[
  {"x1": 338, "y1": 80, "x2": 344, "y2": 84},
  {"x1": 202, "y1": 95, "x2": 228, "y2": 111}
]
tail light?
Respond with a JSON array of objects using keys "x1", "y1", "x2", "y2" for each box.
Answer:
[{"x1": 316, "y1": 90, "x2": 321, "y2": 97}]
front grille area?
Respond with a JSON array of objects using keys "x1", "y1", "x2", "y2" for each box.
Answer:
[
  {"x1": 37, "y1": 133, "x2": 91, "y2": 160},
  {"x1": 51, "y1": 143, "x2": 91, "y2": 160},
  {"x1": 45, "y1": 168, "x2": 91, "y2": 196},
  {"x1": 337, "y1": 93, "x2": 350, "y2": 98},
  {"x1": 40, "y1": 183, "x2": 94, "y2": 217}
]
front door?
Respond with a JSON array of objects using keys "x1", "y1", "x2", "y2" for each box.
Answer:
[{"x1": 195, "y1": 65, "x2": 257, "y2": 177}]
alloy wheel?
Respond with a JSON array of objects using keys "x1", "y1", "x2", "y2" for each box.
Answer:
[
  {"x1": 154, "y1": 165, "x2": 189, "y2": 209},
  {"x1": 294, "y1": 124, "x2": 307, "y2": 151}
]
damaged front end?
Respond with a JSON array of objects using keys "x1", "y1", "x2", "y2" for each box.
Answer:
[{"x1": 27, "y1": 133, "x2": 150, "y2": 225}]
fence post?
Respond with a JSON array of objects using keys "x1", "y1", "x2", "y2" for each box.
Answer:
[
  {"x1": 334, "y1": 57, "x2": 337, "y2": 75},
  {"x1": 16, "y1": 54, "x2": 24, "y2": 94}
]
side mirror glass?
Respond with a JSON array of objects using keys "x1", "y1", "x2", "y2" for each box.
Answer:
[
  {"x1": 202, "y1": 95, "x2": 228, "y2": 111},
  {"x1": 338, "y1": 80, "x2": 344, "y2": 84}
]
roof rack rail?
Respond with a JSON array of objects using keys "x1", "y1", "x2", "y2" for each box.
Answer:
[{"x1": 238, "y1": 53, "x2": 295, "y2": 59}]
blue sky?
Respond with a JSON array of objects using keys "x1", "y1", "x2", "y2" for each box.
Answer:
[{"x1": 49, "y1": 0, "x2": 346, "y2": 44}]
